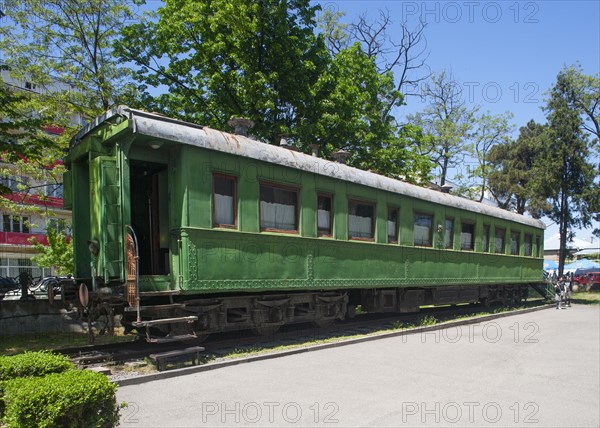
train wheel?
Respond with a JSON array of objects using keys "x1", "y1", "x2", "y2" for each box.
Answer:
[
  {"x1": 181, "y1": 332, "x2": 210, "y2": 344},
  {"x1": 480, "y1": 297, "x2": 491, "y2": 309},
  {"x1": 252, "y1": 324, "x2": 281, "y2": 336},
  {"x1": 194, "y1": 333, "x2": 210, "y2": 342},
  {"x1": 311, "y1": 318, "x2": 335, "y2": 329}
]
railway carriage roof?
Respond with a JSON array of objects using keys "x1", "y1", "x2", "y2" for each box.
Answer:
[{"x1": 72, "y1": 106, "x2": 545, "y2": 230}]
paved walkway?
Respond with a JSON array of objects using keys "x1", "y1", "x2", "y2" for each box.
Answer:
[{"x1": 117, "y1": 304, "x2": 600, "y2": 427}]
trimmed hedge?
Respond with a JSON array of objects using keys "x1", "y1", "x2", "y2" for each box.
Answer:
[
  {"x1": 0, "y1": 351, "x2": 73, "y2": 381},
  {"x1": 2, "y1": 369, "x2": 119, "y2": 428},
  {"x1": 0, "y1": 351, "x2": 74, "y2": 419}
]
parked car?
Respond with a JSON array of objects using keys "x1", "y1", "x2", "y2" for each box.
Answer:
[
  {"x1": 29, "y1": 276, "x2": 64, "y2": 297},
  {"x1": 0, "y1": 277, "x2": 19, "y2": 301},
  {"x1": 574, "y1": 271, "x2": 600, "y2": 291}
]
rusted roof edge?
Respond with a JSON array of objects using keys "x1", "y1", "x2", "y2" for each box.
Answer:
[{"x1": 77, "y1": 106, "x2": 546, "y2": 230}]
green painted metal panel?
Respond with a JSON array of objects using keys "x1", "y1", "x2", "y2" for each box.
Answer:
[
  {"x1": 71, "y1": 161, "x2": 91, "y2": 279},
  {"x1": 179, "y1": 227, "x2": 542, "y2": 294},
  {"x1": 90, "y1": 156, "x2": 124, "y2": 282},
  {"x1": 62, "y1": 170, "x2": 72, "y2": 210}
]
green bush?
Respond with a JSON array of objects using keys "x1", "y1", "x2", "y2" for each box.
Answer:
[
  {"x1": 0, "y1": 351, "x2": 73, "y2": 381},
  {"x1": 2, "y1": 369, "x2": 119, "y2": 428},
  {"x1": 0, "y1": 380, "x2": 5, "y2": 418}
]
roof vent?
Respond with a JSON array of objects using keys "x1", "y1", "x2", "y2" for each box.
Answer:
[
  {"x1": 228, "y1": 117, "x2": 254, "y2": 137},
  {"x1": 310, "y1": 144, "x2": 320, "y2": 157},
  {"x1": 280, "y1": 136, "x2": 299, "y2": 152},
  {"x1": 440, "y1": 184, "x2": 453, "y2": 193},
  {"x1": 332, "y1": 149, "x2": 351, "y2": 164}
]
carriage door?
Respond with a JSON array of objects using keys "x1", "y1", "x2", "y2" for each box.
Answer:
[{"x1": 129, "y1": 161, "x2": 169, "y2": 275}]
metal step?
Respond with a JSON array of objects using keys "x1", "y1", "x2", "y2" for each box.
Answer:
[
  {"x1": 132, "y1": 316, "x2": 198, "y2": 328},
  {"x1": 147, "y1": 334, "x2": 199, "y2": 344},
  {"x1": 139, "y1": 290, "x2": 181, "y2": 297},
  {"x1": 531, "y1": 283, "x2": 554, "y2": 300},
  {"x1": 124, "y1": 303, "x2": 186, "y2": 313}
]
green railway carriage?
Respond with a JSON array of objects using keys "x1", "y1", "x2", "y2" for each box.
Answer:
[{"x1": 64, "y1": 106, "x2": 545, "y2": 340}]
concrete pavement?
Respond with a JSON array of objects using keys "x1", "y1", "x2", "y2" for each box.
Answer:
[{"x1": 117, "y1": 304, "x2": 600, "y2": 427}]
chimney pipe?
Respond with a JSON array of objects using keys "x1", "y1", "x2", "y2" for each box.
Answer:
[
  {"x1": 280, "y1": 136, "x2": 299, "y2": 151},
  {"x1": 310, "y1": 144, "x2": 320, "y2": 157},
  {"x1": 228, "y1": 117, "x2": 254, "y2": 137},
  {"x1": 332, "y1": 149, "x2": 351, "y2": 164},
  {"x1": 440, "y1": 184, "x2": 453, "y2": 193}
]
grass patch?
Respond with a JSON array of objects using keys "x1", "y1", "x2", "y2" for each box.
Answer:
[
  {"x1": 0, "y1": 330, "x2": 135, "y2": 356},
  {"x1": 571, "y1": 291, "x2": 600, "y2": 305},
  {"x1": 209, "y1": 302, "x2": 549, "y2": 363},
  {"x1": 419, "y1": 315, "x2": 438, "y2": 326}
]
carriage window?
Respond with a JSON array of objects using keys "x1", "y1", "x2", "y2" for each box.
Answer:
[
  {"x1": 348, "y1": 200, "x2": 374, "y2": 240},
  {"x1": 388, "y1": 207, "x2": 398, "y2": 243},
  {"x1": 461, "y1": 223, "x2": 475, "y2": 251},
  {"x1": 482, "y1": 225, "x2": 490, "y2": 253},
  {"x1": 317, "y1": 194, "x2": 333, "y2": 236},
  {"x1": 414, "y1": 213, "x2": 433, "y2": 247},
  {"x1": 495, "y1": 228, "x2": 505, "y2": 254},
  {"x1": 260, "y1": 183, "x2": 298, "y2": 232},
  {"x1": 535, "y1": 236, "x2": 541, "y2": 257},
  {"x1": 213, "y1": 175, "x2": 237, "y2": 227},
  {"x1": 524, "y1": 233, "x2": 533, "y2": 256},
  {"x1": 510, "y1": 231, "x2": 520, "y2": 255},
  {"x1": 444, "y1": 218, "x2": 454, "y2": 249}
]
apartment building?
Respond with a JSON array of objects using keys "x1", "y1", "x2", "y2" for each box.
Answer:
[{"x1": 1, "y1": 66, "x2": 76, "y2": 280}]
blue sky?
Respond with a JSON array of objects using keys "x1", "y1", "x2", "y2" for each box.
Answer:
[
  {"x1": 325, "y1": 1, "x2": 599, "y2": 124},
  {"x1": 323, "y1": 1, "x2": 599, "y2": 244}
]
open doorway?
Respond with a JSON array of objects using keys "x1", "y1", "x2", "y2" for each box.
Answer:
[{"x1": 130, "y1": 161, "x2": 170, "y2": 275}]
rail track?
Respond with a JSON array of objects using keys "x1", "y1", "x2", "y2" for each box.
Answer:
[{"x1": 58, "y1": 299, "x2": 549, "y2": 369}]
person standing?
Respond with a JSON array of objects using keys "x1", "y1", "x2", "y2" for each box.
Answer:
[
  {"x1": 555, "y1": 277, "x2": 564, "y2": 309},
  {"x1": 564, "y1": 273, "x2": 572, "y2": 307}
]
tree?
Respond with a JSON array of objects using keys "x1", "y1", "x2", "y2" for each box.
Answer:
[
  {"x1": 0, "y1": 72, "x2": 67, "y2": 214},
  {"x1": 115, "y1": 0, "x2": 330, "y2": 145},
  {"x1": 0, "y1": 73, "x2": 56, "y2": 165},
  {"x1": 0, "y1": 0, "x2": 138, "y2": 119},
  {"x1": 559, "y1": 64, "x2": 600, "y2": 147},
  {"x1": 455, "y1": 112, "x2": 514, "y2": 202},
  {"x1": 319, "y1": 8, "x2": 430, "y2": 112},
  {"x1": 116, "y1": 0, "x2": 432, "y2": 180},
  {"x1": 409, "y1": 70, "x2": 478, "y2": 186},
  {"x1": 487, "y1": 120, "x2": 546, "y2": 215},
  {"x1": 303, "y1": 43, "x2": 430, "y2": 181},
  {"x1": 534, "y1": 70, "x2": 599, "y2": 275},
  {"x1": 29, "y1": 220, "x2": 74, "y2": 275},
  {"x1": 0, "y1": 0, "x2": 139, "y2": 221}
]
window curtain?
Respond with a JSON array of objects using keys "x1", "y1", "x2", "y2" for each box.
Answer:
[
  {"x1": 214, "y1": 193, "x2": 234, "y2": 225},
  {"x1": 414, "y1": 215, "x2": 432, "y2": 246},
  {"x1": 495, "y1": 232, "x2": 504, "y2": 253},
  {"x1": 414, "y1": 224, "x2": 431, "y2": 245},
  {"x1": 444, "y1": 219, "x2": 453, "y2": 248},
  {"x1": 524, "y1": 236, "x2": 532, "y2": 256},
  {"x1": 387, "y1": 220, "x2": 396, "y2": 239},
  {"x1": 260, "y1": 201, "x2": 296, "y2": 230},
  {"x1": 317, "y1": 209, "x2": 331, "y2": 231},
  {"x1": 461, "y1": 231, "x2": 473, "y2": 250},
  {"x1": 349, "y1": 214, "x2": 372, "y2": 238}
]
